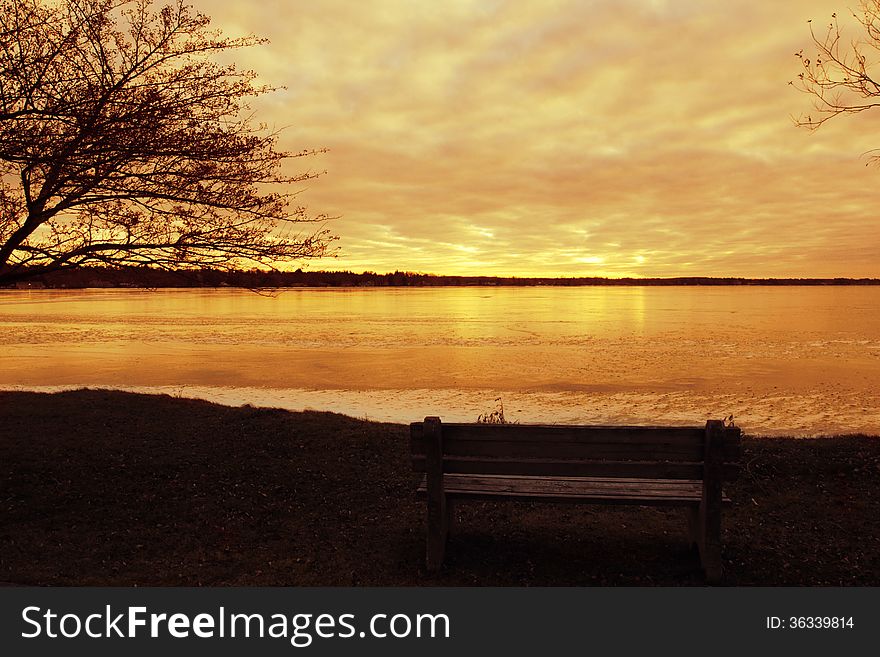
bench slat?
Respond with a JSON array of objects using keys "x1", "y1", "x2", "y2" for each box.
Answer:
[
  {"x1": 411, "y1": 455, "x2": 710, "y2": 479},
  {"x1": 411, "y1": 424, "x2": 741, "y2": 465},
  {"x1": 416, "y1": 474, "x2": 732, "y2": 506},
  {"x1": 412, "y1": 422, "x2": 706, "y2": 444},
  {"x1": 413, "y1": 438, "x2": 705, "y2": 461},
  {"x1": 448, "y1": 425, "x2": 706, "y2": 443}
]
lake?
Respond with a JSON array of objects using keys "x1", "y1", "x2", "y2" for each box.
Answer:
[{"x1": 1, "y1": 286, "x2": 878, "y2": 436}]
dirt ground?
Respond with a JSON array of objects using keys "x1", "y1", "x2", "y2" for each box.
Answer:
[{"x1": 1, "y1": 389, "x2": 878, "y2": 586}]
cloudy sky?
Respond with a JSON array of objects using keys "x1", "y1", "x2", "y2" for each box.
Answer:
[{"x1": 192, "y1": 0, "x2": 879, "y2": 277}]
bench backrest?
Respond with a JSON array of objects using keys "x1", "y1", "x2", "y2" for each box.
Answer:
[{"x1": 410, "y1": 418, "x2": 741, "y2": 480}]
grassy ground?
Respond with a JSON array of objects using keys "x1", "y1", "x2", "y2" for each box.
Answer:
[{"x1": 1, "y1": 388, "x2": 878, "y2": 586}]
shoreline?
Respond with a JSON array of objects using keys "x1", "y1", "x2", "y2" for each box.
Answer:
[
  {"x1": 2, "y1": 388, "x2": 879, "y2": 586},
  {"x1": 6, "y1": 273, "x2": 880, "y2": 289},
  {"x1": 2, "y1": 384, "x2": 878, "y2": 438}
]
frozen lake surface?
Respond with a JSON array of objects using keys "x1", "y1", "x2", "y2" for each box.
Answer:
[{"x1": 2, "y1": 286, "x2": 878, "y2": 436}]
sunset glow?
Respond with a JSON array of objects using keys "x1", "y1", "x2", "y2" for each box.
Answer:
[{"x1": 192, "y1": 0, "x2": 879, "y2": 278}]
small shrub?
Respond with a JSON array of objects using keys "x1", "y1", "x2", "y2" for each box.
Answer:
[{"x1": 477, "y1": 397, "x2": 513, "y2": 424}]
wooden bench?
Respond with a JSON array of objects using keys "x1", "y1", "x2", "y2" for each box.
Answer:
[{"x1": 410, "y1": 417, "x2": 741, "y2": 582}]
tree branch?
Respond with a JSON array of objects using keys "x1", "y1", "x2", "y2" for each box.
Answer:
[{"x1": 0, "y1": 0, "x2": 335, "y2": 285}]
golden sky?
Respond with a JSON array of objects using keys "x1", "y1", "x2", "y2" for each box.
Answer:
[{"x1": 193, "y1": 0, "x2": 880, "y2": 277}]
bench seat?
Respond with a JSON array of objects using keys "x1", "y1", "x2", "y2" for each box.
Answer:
[{"x1": 418, "y1": 473, "x2": 731, "y2": 506}]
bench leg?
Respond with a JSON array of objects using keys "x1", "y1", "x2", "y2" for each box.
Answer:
[
  {"x1": 691, "y1": 501, "x2": 722, "y2": 583},
  {"x1": 426, "y1": 493, "x2": 448, "y2": 571},
  {"x1": 699, "y1": 420, "x2": 725, "y2": 583},
  {"x1": 700, "y1": 524, "x2": 723, "y2": 584},
  {"x1": 446, "y1": 499, "x2": 456, "y2": 537}
]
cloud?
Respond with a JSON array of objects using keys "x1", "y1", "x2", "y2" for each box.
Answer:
[{"x1": 193, "y1": 0, "x2": 879, "y2": 277}]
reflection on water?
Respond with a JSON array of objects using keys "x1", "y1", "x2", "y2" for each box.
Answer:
[{"x1": 1, "y1": 287, "x2": 879, "y2": 435}]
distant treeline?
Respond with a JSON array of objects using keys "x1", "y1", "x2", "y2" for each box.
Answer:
[{"x1": 5, "y1": 266, "x2": 880, "y2": 289}]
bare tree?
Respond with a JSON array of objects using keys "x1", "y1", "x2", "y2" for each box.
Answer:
[
  {"x1": 793, "y1": 1, "x2": 880, "y2": 146},
  {"x1": 0, "y1": 0, "x2": 335, "y2": 285}
]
